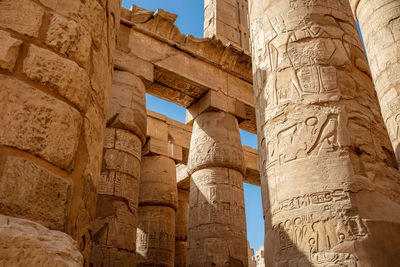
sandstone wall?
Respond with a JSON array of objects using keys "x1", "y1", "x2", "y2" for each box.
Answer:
[{"x1": 0, "y1": 0, "x2": 120, "y2": 264}]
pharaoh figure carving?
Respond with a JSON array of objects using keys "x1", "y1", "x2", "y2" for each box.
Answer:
[{"x1": 249, "y1": 0, "x2": 400, "y2": 266}]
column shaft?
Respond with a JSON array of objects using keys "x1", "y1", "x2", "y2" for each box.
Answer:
[
  {"x1": 175, "y1": 188, "x2": 189, "y2": 267},
  {"x1": 90, "y1": 70, "x2": 147, "y2": 266},
  {"x1": 0, "y1": 0, "x2": 120, "y2": 264},
  {"x1": 137, "y1": 155, "x2": 178, "y2": 267},
  {"x1": 248, "y1": 0, "x2": 400, "y2": 266},
  {"x1": 349, "y1": 0, "x2": 400, "y2": 165},
  {"x1": 187, "y1": 111, "x2": 248, "y2": 267}
]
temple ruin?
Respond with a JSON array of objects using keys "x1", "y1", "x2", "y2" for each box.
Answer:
[{"x1": 0, "y1": 0, "x2": 400, "y2": 266}]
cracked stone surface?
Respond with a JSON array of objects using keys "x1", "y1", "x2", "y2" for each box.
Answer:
[{"x1": 249, "y1": 0, "x2": 400, "y2": 266}]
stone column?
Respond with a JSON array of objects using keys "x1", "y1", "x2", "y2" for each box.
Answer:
[
  {"x1": 349, "y1": 0, "x2": 400, "y2": 165},
  {"x1": 175, "y1": 188, "x2": 189, "y2": 267},
  {"x1": 90, "y1": 70, "x2": 147, "y2": 266},
  {"x1": 187, "y1": 111, "x2": 248, "y2": 267},
  {"x1": 0, "y1": 0, "x2": 120, "y2": 264},
  {"x1": 248, "y1": 0, "x2": 400, "y2": 266},
  {"x1": 137, "y1": 155, "x2": 178, "y2": 267}
]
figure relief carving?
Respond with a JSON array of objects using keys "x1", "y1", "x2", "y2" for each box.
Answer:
[
  {"x1": 263, "y1": 109, "x2": 349, "y2": 170},
  {"x1": 272, "y1": 214, "x2": 367, "y2": 262},
  {"x1": 251, "y1": 14, "x2": 351, "y2": 111}
]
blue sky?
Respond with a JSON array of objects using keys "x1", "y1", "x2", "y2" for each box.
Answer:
[{"x1": 122, "y1": 0, "x2": 265, "y2": 251}]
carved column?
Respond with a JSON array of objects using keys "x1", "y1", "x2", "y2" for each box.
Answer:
[
  {"x1": 175, "y1": 188, "x2": 189, "y2": 267},
  {"x1": 187, "y1": 111, "x2": 248, "y2": 266},
  {"x1": 0, "y1": 0, "x2": 120, "y2": 264},
  {"x1": 136, "y1": 155, "x2": 178, "y2": 267},
  {"x1": 349, "y1": 0, "x2": 400, "y2": 165},
  {"x1": 248, "y1": 0, "x2": 400, "y2": 266},
  {"x1": 90, "y1": 70, "x2": 147, "y2": 266}
]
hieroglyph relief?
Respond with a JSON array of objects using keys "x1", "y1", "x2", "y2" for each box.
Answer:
[
  {"x1": 259, "y1": 107, "x2": 350, "y2": 171},
  {"x1": 251, "y1": 13, "x2": 352, "y2": 122}
]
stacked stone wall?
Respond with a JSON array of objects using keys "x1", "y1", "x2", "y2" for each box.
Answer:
[{"x1": 0, "y1": 0, "x2": 120, "y2": 264}]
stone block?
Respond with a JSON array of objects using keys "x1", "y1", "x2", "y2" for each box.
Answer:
[
  {"x1": 107, "y1": 74, "x2": 147, "y2": 142},
  {"x1": 147, "y1": 115, "x2": 168, "y2": 141},
  {"x1": 114, "y1": 49, "x2": 154, "y2": 82},
  {"x1": 103, "y1": 149, "x2": 140, "y2": 178},
  {"x1": 0, "y1": 75, "x2": 82, "y2": 171},
  {"x1": 0, "y1": 215, "x2": 83, "y2": 266},
  {"x1": 0, "y1": 30, "x2": 22, "y2": 72},
  {"x1": 92, "y1": 198, "x2": 136, "y2": 251},
  {"x1": 90, "y1": 245, "x2": 136, "y2": 267},
  {"x1": 23, "y1": 45, "x2": 90, "y2": 112},
  {"x1": 115, "y1": 129, "x2": 142, "y2": 159},
  {"x1": 0, "y1": 156, "x2": 71, "y2": 231},
  {"x1": 38, "y1": 0, "x2": 106, "y2": 47},
  {"x1": 104, "y1": 128, "x2": 116, "y2": 149},
  {"x1": 0, "y1": 0, "x2": 44, "y2": 37},
  {"x1": 98, "y1": 171, "x2": 139, "y2": 212},
  {"x1": 45, "y1": 14, "x2": 92, "y2": 68},
  {"x1": 142, "y1": 137, "x2": 169, "y2": 158}
]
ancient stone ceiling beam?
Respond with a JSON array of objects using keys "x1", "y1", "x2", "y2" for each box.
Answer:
[{"x1": 116, "y1": 6, "x2": 257, "y2": 134}]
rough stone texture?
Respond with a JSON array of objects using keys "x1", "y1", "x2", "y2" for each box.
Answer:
[
  {"x1": 249, "y1": 0, "x2": 400, "y2": 266},
  {"x1": 107, "y1": 70, "x2": 147, "y2": 143},
  {"x1": 0, "y1": 156, "x2": 71, "y2": 231},
  {"x1": 175, "y1": 189, "x2": 189, "y2": 267},
  {"x1": 0, "y1": 0, "x2": 120, "y2": 265},
  {"x1": 0, "y1": 0, "x2": 44, "y2": 37},
  {"x1": 204, "y1": 0, "x2": 250, "y2": 52},
  {"x1": 139, "y1": 156, "x2": 178, "y2": 209},
  {"x1": 187, "y1": 111, "x2": 245, "y2": 175},
  {"x1": 187, "y1": 111, "x2": 248, "y2": 267},
  {"x1": 0, "y1": 75, "x2": 82, "y2": 172},
  {"x1": 45, "y1": 14, "x2": 92, "y2": 68},
  {"x1": 0, "y1": 30, "x2": 22, "y2": 72},
  {"x1": 137, "y1": 155, "x2": 178, "y2": 267},
  {"x1": 0, "y1": 215, "x2": 83, "y2": 266},
  {"x1": 23, "y1": 45, "x2": 91, "y2": 112},
  {"x1": 137, "y1": 206, "x2": 175, "y2": 267},
  {"x1": 349, "y1": 0, "x2": 400, "y2": 166},
  {"x1": 90, "y1": 126, "x2": 142, "y2": 267}
]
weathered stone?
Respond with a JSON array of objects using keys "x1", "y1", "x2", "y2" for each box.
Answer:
[
  {"x1": 139, "y1": 155, "x2": 178, "y2": 209},
  {"x1": 115, "y1": 129, "x2": 142, "y2": 159},
  {"x1": 0, "y1": 156, "x2": 71, "y2": 231},
  {"x1": 108, "y1": 71, "x2": 147, "y2": 143},
  {"x1": 103, "y1": 149, "x2": 141, "y2": 178},
  {"x1": 175, "y1": 189, "x2": 189, "y2": 267},
  {"x1": 0, "y1": 75, "x2": 82, "y2": 171},
  {"x1": 187, "y1": 111, "x2": 245, "y2": 175},
  {"x1": 249, "y1": 0, "x2": 400, "y2": 266},
  {"x1": 0, "y1": 0, "x2": 43, "y2": 37},
  {"x1": 45, "y1": 14, "x2": 92, "y2": 68},
  {"x1": 175, "y1": 240, "x2": 187, "y2": 267},
  {"x1": 92, "y1": 197, "x2": 136, "y2": 251},
  {"x1": 136, "y1": 205, "x2": 175, "y2": 267},
  {"x1": 38, "y1": 0, "x2": 106, "y2": 47},
  {"x1": 187, "y1": 111, "x2": 248, "y2": 266},
  {"x1": 23, "y1": 45, "x2": 90, "y2": 112},
  {"x1": 90, "y1": 246, "x2": 136, "y2": 267},
  {"x1": 0, "y1": 30, "x2": 22, "y2": 72},
  {"x1": 187, "y1": 167, "x2": 248, "y2": 267},
  {"x1": 349, "y1": 0, "x2": 400, "y2": 166},
  {"x1": 0, "y1": 215, "x2": 83, "y2": 266}
]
